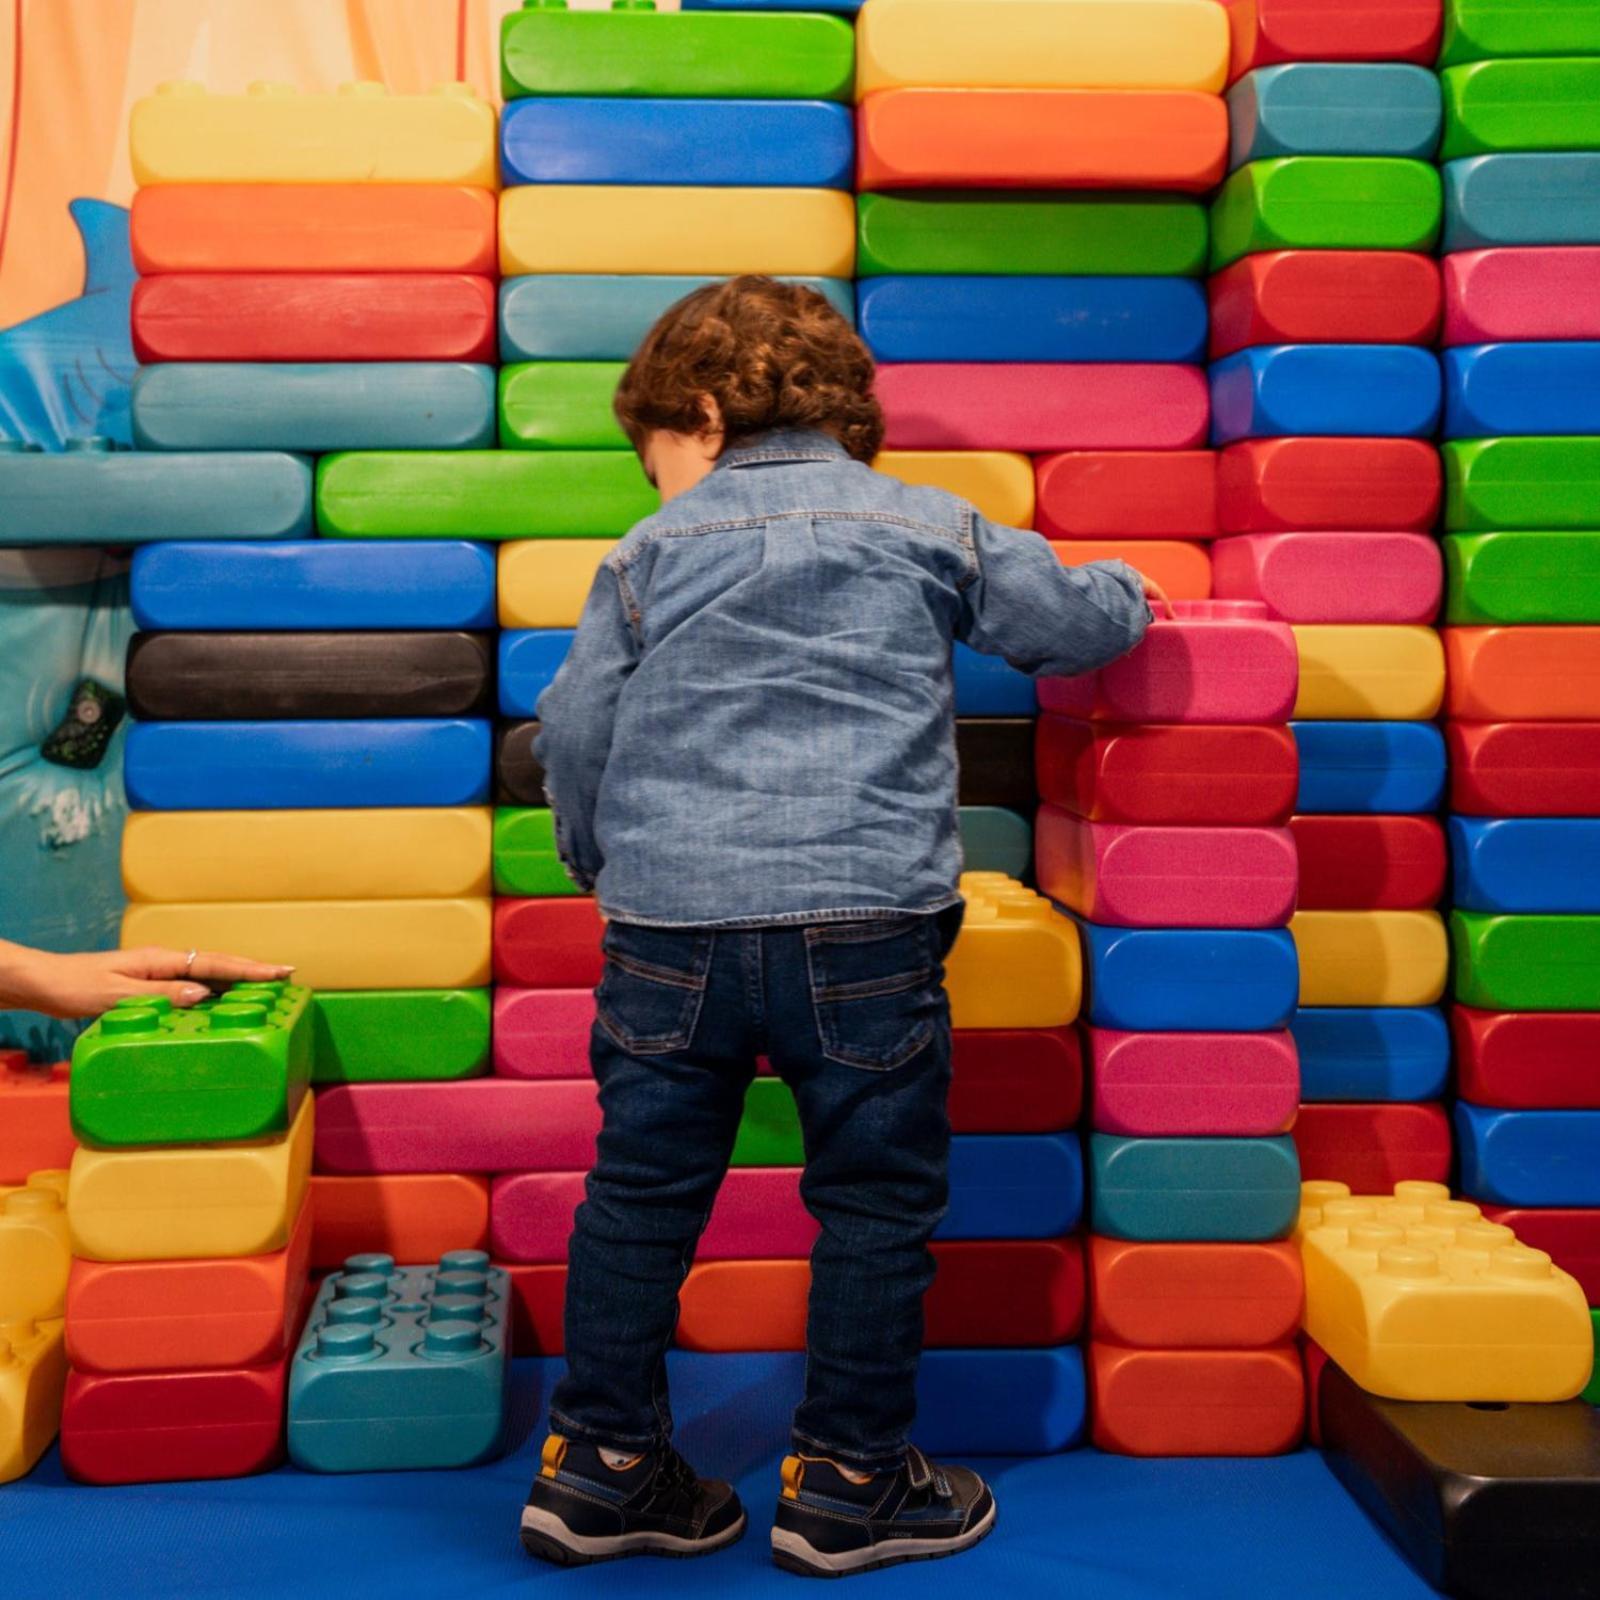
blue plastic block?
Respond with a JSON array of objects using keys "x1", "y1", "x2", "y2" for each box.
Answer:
[
  {"x1": 124, "y1": 719, "x2": 490, "y2": 810},
  {"x1": 1456, "y1": 1102, "x2": 1600, "y2": 1208},
  {"x1": 1227, "y1": 64, "x2": 1442, "y2": 167},
  {"x1": 915, "y1": 1347, "x2": 1086, "y2": 1455},
  {"x1": 131, "y1": 540, "x2": 496, "y2": 632},
  {"x1": 1444, "y1": 344, "x2": 1600, "y2": 440},
  {"x1": 500, "y1": 98, "x2": 853, "y2": 188},
  {"x1": 939, "y1": 1133, "x2": 1082, "y2": 1240},
  {"x1": 0, "y1": 439, "x2": 311, "y2": 543},
  {"x1": 958, "y1": 806, "x2": 1032, "y2": 878},
  {"x1": 1291, "y1": 722, "x2": 1446, "y2": 815},
  {"x1": 499, "y1": 630, "x2": 573, "y2": 718},
  {"x1": 856, "y1": 275, "x2": 1207, "y2": 363},
  {"x1": 1449, "y1": 817, "x2": 1600, "y2": 914},
  {"x1": 1210, "y1": 345, "x2": 1442, "y2": 444},
  {"x1": 1079, "y1": 921, "x2": 1299, "y2": 1032},
  {"x1": 1443, "y1": 154, "x2": 1600, "y2": 251},
  {"x1": 1088, "y1": 1133, "x2": 1302, "y2": 1242},
  {"x1": 1291, "y1": 1006, "x2": 1451, "y2": 1102},
  {"x1": 500, "y1": 275, "x2": 855, "y2": 361},
  {"x1": 954, "y1": 643, "x2": 1037, "y2": 716},
  {"x1": 287, "y1": 1250, "x2": 509, "y2": 1473}
]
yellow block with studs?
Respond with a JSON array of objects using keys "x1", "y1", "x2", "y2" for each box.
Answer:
[
  {"x1": 1291, "y1": 910, "x2": 1448, "y2": 1007},
  {"x1": 947, "y1": 871, "x2": 1082, "y2": 1028},
  {"x1": 498, "y1": 541, "x2": 620, "y2": 629},
  {"x1": 0, "y1": 1171, "x2": 71, "y2": 1323},
  {"x1": 874, "y1": 451, "x2": 1036, "y2": 528},
  {"x1": 0, "y1": 1318, "x2": 67, "y2": 1485}
]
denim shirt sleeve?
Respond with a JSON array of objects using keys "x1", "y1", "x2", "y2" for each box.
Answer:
[
  {"x1": 532, "y1": 564, "x2": 640, "y2": 892},
  {"x1": 956, "y1": 513, "x2": 1152, "y2": 678}
]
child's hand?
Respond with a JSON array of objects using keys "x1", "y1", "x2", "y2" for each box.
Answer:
[{"x1": 1140, "y1": 574, "x2": 1175, "y2": 621}]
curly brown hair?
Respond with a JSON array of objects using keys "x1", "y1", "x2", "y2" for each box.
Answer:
[{"x1": 613, "y1": 275, "x2": 884, "y2": 463}]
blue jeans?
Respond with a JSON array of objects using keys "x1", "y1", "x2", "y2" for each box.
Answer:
[{"x1": 550, "y1": 906, "x2": 961, "y2": 1473}]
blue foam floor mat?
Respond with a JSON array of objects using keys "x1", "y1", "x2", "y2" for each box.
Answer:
[{"x1": 0, "y1": 1355, "x2": 1434, "y2": 1599}]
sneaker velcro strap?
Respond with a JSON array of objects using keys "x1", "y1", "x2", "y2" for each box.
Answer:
[{"x1": 906, "y1": 1444, "x2": 933, "y2": 1492}]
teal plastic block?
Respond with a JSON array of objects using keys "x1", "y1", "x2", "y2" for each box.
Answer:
[
  {"x1": 1443, "y1": 154, "x2": 1600, "y2": 250},
  {"x1": 959, "y1": 806, "x2": 1032, "y2": 877},
  {"x1": 311, "y1": 990, "x2": 490, "y2": 1084},
  {"x1": 1088, "y1": 1133, "x2": 1302, "y2": 1241},
  {"x1": 288, "y1": 1250, "x2": 510, "y2": 1473},
  {"x1": 1228, "y1": 64, "x2": 1442, "y2": 167}
]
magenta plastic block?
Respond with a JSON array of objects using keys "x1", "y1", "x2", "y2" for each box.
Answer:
[
  {"x1": 1088, "y1": 1028, "x2": 1301, "y2": 1137},
  {"x1": 492, "y1": 988, "x2": 595, "y2": 1078},
  {"x1": 1443, "y1": 248, "x2": 1600, "y2": 345},
  {"x1": 1210, "y1": 532, "x2": 1441, "y2": 624},
  {"x1": 876, "y1": 364, "x2": 1209, "y2": 452},
  {"x1": 1036, "y1": 808, "x2": 1297, "y2": 929}
]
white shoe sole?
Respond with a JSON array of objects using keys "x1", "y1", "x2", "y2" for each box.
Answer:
[
  {"x1": 520, "y1": 1503, "x2": 747, "y2": 1565},
  {"x1": 771, "y1": 1499, "x2": 998, "y2": 1576}
]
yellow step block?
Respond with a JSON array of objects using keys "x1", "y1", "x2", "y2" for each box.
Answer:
[
  {"x1": 0, "y1": 1319, "x2": 67, "y2": 1485},
  {"x1": 857, "y1": 0, "x2": 1229, "y2": 94},
  {"x1": 0, "y1": 1172, "x2": 71, "y2": 1324},
  {"x1": 1292, "y1": 910, "x2": 1447, "y2": 1007},
  {"x1": 130, "y1": 81, "x2": 496, "y2": 186},
  {"x1": 500, "y1": 187, "x2": 856, "y2": 277},
  {"x1": 499, "y1": 541, "x2": 620, "y2": 629},
  {"x1": 873, "y1": 451, "x2": 1036, "y2": 527},
  {"x1": 947, "y1": 871, "x2": 1082, "y2": 1028},
  {"x1": 121, "y1": 899, "x2": 491, "y2": 990},
  {"x1": 1297, "y1": 1180, "x2": 1594, "y2": 1402},
  {"x1": 1292, "y1": 625, "x2": 1445, "y2": 721},
  {"x1": 122, "y1": 808, "x2": 492, "y2": 903}
]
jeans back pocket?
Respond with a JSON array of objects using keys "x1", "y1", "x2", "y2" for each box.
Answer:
[
  {"x1": 805, "y1": 916, "x2": 944, "y2": 1072},
  {"x1": 595, "y1": 922, "x2": 713, "y2": 1056}
]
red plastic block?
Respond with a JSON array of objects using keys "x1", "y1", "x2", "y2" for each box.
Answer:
[
  {"x1": 130, "y1": 272, "x2": 496, "y2": 363},
  {"x1": 1210, "y1": 532, "x2": 1442, "y2": 624},
  {"x1": 0, "y1": 1059, "x2": 73, "y2": 1184},
  {"x1": 1222, "y1": 0, "x2": 1442, "y2": 76},
  {"x1": 1290, "y1": 1102, "x2": 1451, "y2": 1192},
  {"x1": 493, "y1": 897, "x2": 605, "y2": 988},
  {"x1": 1453, "y1": 1008, "x2": 1600, "y2": 1110},
  {"x1": 1088, "y1": 1236, "x2": 1304, "y2": 1347},
  {"x1": 1302, "y1": 1334, "x2": 1330, "y2": 1447},
  {"x1": 1209, "y1": 252, "x2": 1441, "y2": 360},
  {"x1": 949, "y1": 1026, "x2": 1083, "y2": 1132},
  {"x1": 877, "y1": 363, "x2": 1209, "y2": 452},
  {"x1": 1478, "y1": 1209, "x2": 1600, "y2": 1303},
  {"x1": 1053, "y1": 539, "x2": 1213, "y2": 602},
  {"x1": 1035, "y1": 451, "x2": 1217, "y2": 540},
  {"x1": 1088, "y1": 1027, "x2": 1300, "y2": 1137},
  {"x1": 501, "y1": 1262, "x2": 567, "y2": 1355},
  {"x1": 1036, "y1": 717, "x2": 1299, "y2": 826},
  {"x1": 1447, "y1": 723, "x2": 1600, "y2": 817},
  {"x1": 1217, "y1": 438, "x2": 1441, "y2": 533},
  {"x1": 1443, "y1": 249, "x2": 1600, "y2": 345},
  {"x1": 1290, "y1": 815, "x2": 1446, "y2": 911},
  {"x1": 492, "y1": 988, "x2": 594, "y2": 1078},
  {"x1": 1036, "y1": 808, "x2": 1298, "y2": 928},
  {"x1": 309, "y1": 1172, "x2": 490, "y2": 1270},
  {"x1": 1445, "y1": 628, "x2": 1600, "y2": 721},
  {"x1": 1089, "y1": 1342, "x2": 1305, "y2": 1456}
]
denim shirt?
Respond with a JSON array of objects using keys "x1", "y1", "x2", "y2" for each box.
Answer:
[{"x1": 533, "y1": 429, "x2": 1151, "y2": 928}]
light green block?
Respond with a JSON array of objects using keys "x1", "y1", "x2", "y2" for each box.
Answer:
[
  {"x1": 311, "y1": 990, "x2": 490, "y2": 1084},
  {"x1": 494, "y1": 808, "x2": 582, "y2": 897},
  {"x1": 732, "y1": 1077, "x2": 802, "y2": 1167},
  {"x1": 1441, "y1": 0, "x2": 1600, "y2": 68},
  {"x1": 959, "y1": 806, "x2": 1033, "y2": 878},
  {"x1": 1444, "y1": 437, "x2": 1600, "y2": 531},
  {"x1": 1441, "y1": 59, "x2": 1600, "y2": 159},
  {"x1": 1445, "y1": 531, "x2": 1600, "y2": 623},
  {"x1": 499, "y1": 363, "x2": 628, "y2": 450},
  {"x1": 1451, "y1": 910, "x2": 1600, "y2": 1010}
]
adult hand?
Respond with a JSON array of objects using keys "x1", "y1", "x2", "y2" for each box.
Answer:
[{"x1": 0, "y1": 942, "x2": 294, "y2": 1021}]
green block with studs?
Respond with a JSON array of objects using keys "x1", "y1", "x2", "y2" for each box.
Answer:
[
  {"x1": 1451, "y1": 911, "x2": 1600, "y2": 1011},
  {"x1": 493, "y1": 809, "x2": 583, "y2": 897},
  {"x1": 1441, "y1": 1, "x2": 1600, "y2": 69},
  {"x1": 1441, "y1": 59, "x2": 1600, "y2": 159},
  {"x1": 1444, "y1": 438, "x2": 1600, "y2": 531},
  {"x1": 732, "y1": 1077, "x2": 803, "y2": 1167},
  {"x1": 311, "y1": 990, "x2": 491, "y2": 1084},
  {"x1": 499, "y1": 363, "x2": 627, "y2": 451},
  {"x1": 1445, "y1": 531, "x2": 1600, "y2": 623}
]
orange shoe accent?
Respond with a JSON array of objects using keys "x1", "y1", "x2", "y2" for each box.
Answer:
[
  {"x1": 781, "y1": 1455, "x2": 805, "y2": 1500},
  {"x1": 541, "y1": 1433, "x2": 568, "y2": 1479}
]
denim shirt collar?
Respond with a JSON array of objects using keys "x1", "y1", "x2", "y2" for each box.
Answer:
[{"x1": 714, "y1": 429, "x2": 850, "y2": 471}]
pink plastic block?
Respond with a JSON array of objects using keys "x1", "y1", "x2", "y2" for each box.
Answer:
[
  {"x1": 492, "y1": 988, "x2": 595, "y2": 1078},
  {"x1": 1036, "y1": 807, "x2": 1297, "y2": 929},
  {"x1": 1443, "y1": 249, "x2": 1600, "y2": 345},
  {"x1": 1209, "y1": 533, "x2": 1441, "y2": 624},
  {"x1": 877, "y1": 364, "x2": 1209, "y2": 453},
  {"x1": 1038, "y1": 600, "x2": 1298, "y2": 724},
  {"x1": 313, "y1": 1080, "x2": 600, "y2": 1174},
  {"x1": 1089, "y1": 1027, "x2": 1301, "y2": 1137}
]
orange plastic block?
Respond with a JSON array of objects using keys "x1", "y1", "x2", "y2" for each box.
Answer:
[
  {"x1": 308, "y1": 1173, "x2": 490, "y2": 1272},
  {"x1": 857, "y1": 89, "x2": 1229, "y2": 193},
  {"x1": 0, "y1": 1060, "x2": 73, "y2": 1184},
  {"x1": 1222, "y1": 0, "x2": 1443, "y2": 77},
  {"x1": 1053, "y1": 539, "x2": 1212, "y2": 601},
  {"x1": 0, "y1": 1172, "x2": 71, "y2": 1323},
  {"x1": 1445, "y1": 627, "x2": 1600, "y2": 720}
]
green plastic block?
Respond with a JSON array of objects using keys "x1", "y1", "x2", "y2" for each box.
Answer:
[
  {"x1": 1209, "y1": 157, "x2": 1442, "y2": 270},
  {"x1": 311, "y1": 990, "x2": 490, "y2": 1084},
  {"x1": 856, "y1": 192, "x2": 1209, "y2": 277},
  {"x1": 493, "y1": 808, "x2": 582, "y2": 897},
  {"x1": 316, "y1": 450, "x2": 658, "y2": 539},
  {"x1": 1441, "y1": 59, "x2": 1600, "y2": 159},
  {"x1": 1585, "y1": 1310, "x2": 1600, "y2": 1407},
  {"x1": 1445, "y1": 531, "x2": 1600, "y2": 623},
  {"x1": 1441, "y1": 0, "x2": 1600, "y2": 68},
  {"x1": 1451, "y1": 910, "x2": 1600, "y2": 1010},
  {"x1": 1444, "y1": 438, "x2": 1600, "y2": 531},
  {"x1": 732, "y1": 1077, "x2": 802, "y2": 1167},
  {"x1": 69, "y1": 982, "x2": 312, "y2": 1148},
  {"x1": 499, "y1": 363, "x2": 627, "y2": 451},
  {"x1": 501, "y1": 4, "x2": 854, "y2": 102}
]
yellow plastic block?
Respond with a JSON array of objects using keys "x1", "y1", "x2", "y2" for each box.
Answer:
[
  {"x1": 68, "y1": 1096, "x2": 312, "y2": 1264},
  {"x1": 120, "y1": 899, "x2": 490, "y2": 991},
  {"x1": 130, "y1": 81, "x2": 496, "y2": 187},
  {"x1": 1297, "y1": 1179, "x2": 1593, "y2": 1402},
  {"x1": 0, "y1": 1319, "x2": 67, "y2": 1485},
  {"x1": 500, "y1": 187, "x2": 856, "y2": 277},
  {"x1": 857, "y1": 0, "x2": 1229, "y2": 94},
  {"x1": 873, "y1": 451, "x2": 1036, "y2": 528},
  {"x1": 499, "y1": 541, "x2": 619, "y2": 630},
  {"x1": 1291, "y1": 910, "x2": 1447, "y2": 1008},
  {"x1": 1291, "y1": 625, "x2": 1445, "y2": 721},
  {"x1": 947, "y1": 871, "x2": 1082, "y2": 1028},
  {"x1": 0, "y1": 1172, "x2": 71, "y2": 1323},
  {"x1": 122, "y1": 808, "x2": 491, "y2": 903}
]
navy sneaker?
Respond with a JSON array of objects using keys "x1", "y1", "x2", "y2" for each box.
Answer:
[
  {"x1": 520, "y1": 1434, "x2": 747, "y2": 1566},
  {"x1": 770, "y1": 1444, "x2": 996, "y2": 1578}
]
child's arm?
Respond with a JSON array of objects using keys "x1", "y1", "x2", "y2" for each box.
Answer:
[{"x1": 532, "y1": 568, "x2": 640, "y2": 891}]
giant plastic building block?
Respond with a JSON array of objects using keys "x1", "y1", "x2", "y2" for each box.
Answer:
[
  {"x1": 316, "y1": 451, "x2": 657, "y2": 539},
  {"x1": 1090, "y1": 1133, "x2": 1301, "y2": 1241},
  {"x1": 855, "y1": 192, "x2": 1209, "y2": 277},
  {"x1": 1211, "y1": 345, "x2": 1441, "y2": 444},
  {"x1": 1441, "y1": 0, "x2": 1600, "y2": 65},
  {"x1": 1054, "y1": 539, "x2": 1212, "y2": 601},
  {"x1": 947, "y1": 1027, "x2": 1084, "y2": 1131},
  {"x1": 1223, "y1": 0, "x2": 1442, "y2": 73},
  {"x1": 493, "y1": 989, "x2": 598, "y2": 1080},
  {"x1": 954, "y1": 718, "x2": 1035, "y2": 809},
  {"x1": 499, "y1": 542, "x2": 616, "y2": 630},
  {"x1": 1442, "y1": 59, "x2": 1600, "y2": 160},
  {"x1": 1291, "y1": 814, "x2": 1446, "y2": 910},
  {"x1": 944, "y1": 1135, "x2": 1085, "y2": 1237},
  {"x1": 857, "y1": 275, "x2": 1207, "y2": 363},
  {"x1": 1448, "y1": 341, "x2": 1600, "y2": 438},
  {"x1": 1446, "y1": 532, "x2": 1600, "y2": 625},
  {"x1": 1443, "y1": 248, "x2": 1600, "y2": 344},
  {"x1": 309, "y1": 1173, "x2": 490, "y2": 1271},
  {"x1": 913, "y1": 1347, "x2": 1087, "y2": 1455},
  {"x1": 1227, "y1": 64, "x2": 1441, "y2": 166},
  {"x1": 1445, "y1": 437, "x2": 1600, "y2": 531},
  {"x1": 870, "y1": 451, "x2": 1034, "y2": 526},
  {"x1": 1211, "y1": 532, "x2": 1441, "y2": 623},
  {"x1": 68, "y1": 1095, "x2": 312, "y2": 1263},
  {"x1": 501, "y1": 631, "x2": 570, "y2": 717},
  {"x1": 499, "y1": 364, "x2": 626, "y2": 450},
  {"x1": 1457, "y1": 1104, "x2": 1600, "y2": 1207},
  {"x1": 1452, "y1": 818, "x2": 1600, "y2": 914},
  {"x1": 1292, "y1": 1102, "x2": 1452, "y2": 1191},
  {"x1": 1034, "y1": 449, "x2": 1217, "y2": 539},
  {"x1": 495, "y1": 721, "x2": 547, "y2": 807},
  {"x1": 287, "y1": 1252, "x2": 509, "y2": 1472},
  {"x1": 501, "y1": 1265, "x2": 567, "y2": 1354},
  {"x1": 1448, "y1": 722, "x2": 1600, "y2": 816},
  {"x1": 500, "y1": 97, "x2": 853, "y2": 188},
  {"x1": 121, "y1": 900, "x2": 491, "y2": 992},
  {"x1": 961, "y1": 806, "x2": 1031, "y2": 877},
  {"x1": 1453, "y1": 911, "x2": 1600, "y2": 1011},
  {"x1": 132, "y1": 362, "x2": 496, "y2": 452},
  {"x1": 0, "y1": 1062, "x2": 73, "y2": 1184},
  {"x1": 1292, "y1": 909, "x2": 1447, "y2": 1006},
  {"x1": 1292, "y1": 1006, "x2": 1450, "y2": 1103},
  {"x1": 1443, "y1": 153, "x2": 1600, "y2": 251},
  {"x1": 857, "y1": 89, "x2": 1229, "y2": 192},
  {"x1": 0, "y1": 1173, "x2": 70, "y2": 1322},
  {"x1": 1446, "y1": 626, "x2": 1600, "y2": 719},
  {"x1": 1088, "y1": 1027, "x2": 1299, "y2": 1137},
  {"x1": 500, "y1": 186, "x2": 855, "y2": 277},
  {"x1": 1291, "y1": 625, "x2": 1445, "y2": 720},
  {"x1": 1298, "y1": 1179, "x2": 1592, "y2": 1401},
  {"x1": 1217, "y1": 436, "x2": 1441, "y2": 533},
  {"x1": 313, "y1": 991, "x2": 489, "y2": 1085},
  {"x1": 732, "y1": 1079, "x2": 803, "y2": 1166},
  {"x1": 1479, "y1": 1209, "x2": 1600, "y2": 1303},
  {"x1": 944, "y1": 874, "x2": 1081, "y2": 1028},
  {"x1": 1455, "y1": 1009, "x2": 1600, "y2": 1110},
  {"x1": 493, "y1": 898, "x2": 605, "y2": 989},
  {"x1": 0, "y1": 1318, "x2": 67, "y2": 1485},
  {"x1": 1293, "y1": 721, "x2": 1447, "y2": 814},
  {"x1": 494, "y1": 809, "x2": 578, "y2": 898}
]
